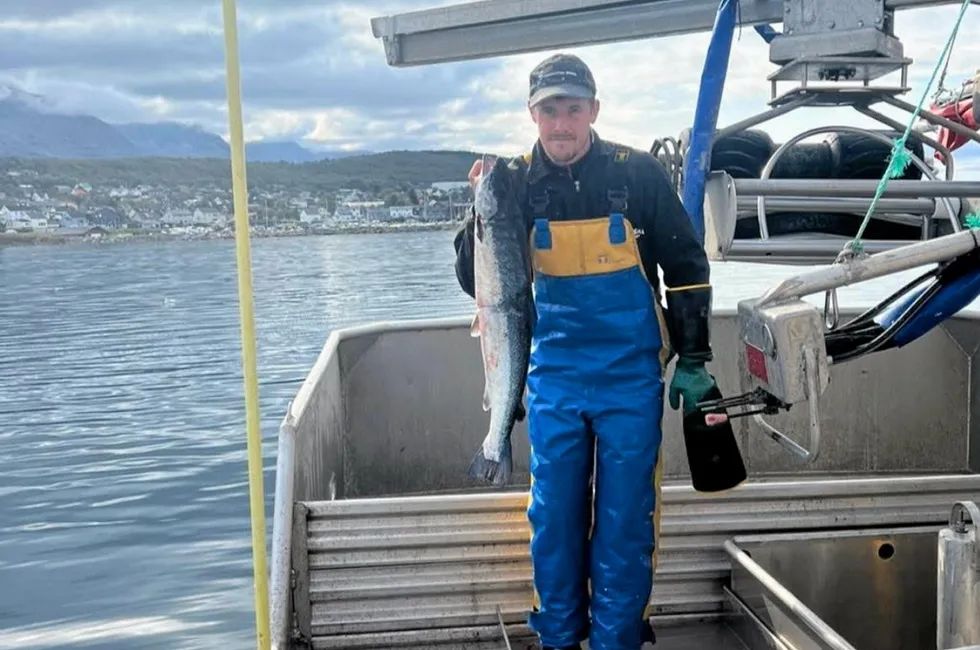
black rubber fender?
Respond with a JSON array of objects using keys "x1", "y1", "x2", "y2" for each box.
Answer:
[
  {"x1": 769, "y1": 141, "x2": 836, "y2": 179},
  {"x1": 823, "y1": 130, "x2": 925, "y2": 180},
  {"x1": 708, "y1": 129, "x2": 774, "y2": 178}
]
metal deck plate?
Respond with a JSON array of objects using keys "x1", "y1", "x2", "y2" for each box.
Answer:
[{"x1": 648, "y1": 621, "x2": 751, "y2": 650}]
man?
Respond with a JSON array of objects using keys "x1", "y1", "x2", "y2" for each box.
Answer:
[{"x1": 453, "y1": 53, "x2": 716, "y2": 650}]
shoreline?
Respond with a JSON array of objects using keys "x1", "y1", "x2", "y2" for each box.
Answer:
[{"x1": 0, "y1": 220, "x2": 462, "y2": 247}]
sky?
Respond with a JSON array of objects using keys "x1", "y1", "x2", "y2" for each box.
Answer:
[{"x1": 0, "y1": 0, "x2": 978, "y2": 169}]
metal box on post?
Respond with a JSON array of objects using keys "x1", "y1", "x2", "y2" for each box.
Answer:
[{"x1": 736, "y1": 297, "x2": 831, "y2": 405}]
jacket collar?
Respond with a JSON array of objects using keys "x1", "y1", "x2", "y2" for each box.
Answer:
[{"x1": 526, "y1": 128, "x2": 608, "y2": 185}]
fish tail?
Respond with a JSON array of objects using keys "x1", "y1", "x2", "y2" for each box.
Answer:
[{"x1": 467, "y1": 438, "x2": 513, "y2": 486}]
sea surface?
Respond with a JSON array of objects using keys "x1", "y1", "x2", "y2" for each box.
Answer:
[{"x1": 0, "y1": 230, "x2": 970, "y2": 649}]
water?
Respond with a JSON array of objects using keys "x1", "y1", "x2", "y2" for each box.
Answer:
[{"x1": 0, "y1": 230, "x2": 963, "y2": 649}]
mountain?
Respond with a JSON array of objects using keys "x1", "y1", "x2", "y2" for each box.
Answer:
[
  {"x1": 115, "y1": 122, "x2": 230, "y2": 158},
  {"x1": 0, "y1": 84, "x2": 364, "y2": 163},
  {"x1": 0, "y1": 87, "x2": 143, "y2": 159}
]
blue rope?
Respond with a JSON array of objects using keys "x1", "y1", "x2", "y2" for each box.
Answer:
[{"x1": 846, "y1": 0, "x2": 975, "y2": 253}]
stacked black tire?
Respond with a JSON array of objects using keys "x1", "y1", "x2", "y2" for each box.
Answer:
[{"x1": 684, "y1": 128, "x2": 940, "y2": 239}]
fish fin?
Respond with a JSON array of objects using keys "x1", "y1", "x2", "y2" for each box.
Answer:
[
  {"x1": 469, "y1": 312, "x2": 480, "y2": 337},
  {"x1": 467, "y1": 438, "x2": 513, "y2": 486},
  {"x1": 482, "y1": 382, "x2": 491, "y2": 411},
  {"x1": 513, "y1": 401, "x2": 526, "y2": 422}
]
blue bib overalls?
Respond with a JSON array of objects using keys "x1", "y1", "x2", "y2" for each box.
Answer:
[{"x1": 524, "y1": 155, "x2": 669, "y2": 650}]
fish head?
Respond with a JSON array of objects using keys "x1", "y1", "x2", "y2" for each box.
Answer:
[{"x1": 474, "y1": 155, "x2": 521, "y2": 241}]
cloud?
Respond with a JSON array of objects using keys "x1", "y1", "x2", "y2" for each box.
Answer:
[{"x1": 0, "y1": 0, "x2": 977, "y2": 169}]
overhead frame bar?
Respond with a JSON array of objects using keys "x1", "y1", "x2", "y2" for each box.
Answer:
[{"x1": 370, "y1": 0, "x2": 977, "y2": 67}]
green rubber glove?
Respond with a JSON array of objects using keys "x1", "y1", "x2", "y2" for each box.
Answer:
[{"x1": 668, "y1": 358, "x2": 716, "y2": 415}]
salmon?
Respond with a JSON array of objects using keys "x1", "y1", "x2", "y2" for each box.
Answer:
[{"x1": 468, "y1": 154, "x2": 534, "y2": 486}]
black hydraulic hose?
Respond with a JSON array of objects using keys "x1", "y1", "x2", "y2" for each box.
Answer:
[
  {"x1": 830, "y1": 276, "x2": 946, "y2": 363},
  {"x1": 832, "y1": 265, "x2": 941, "y2": 332}
]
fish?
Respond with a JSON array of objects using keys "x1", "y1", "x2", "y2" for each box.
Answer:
[{"x1": 467, "y1": 154, "x2": 534, "y2": 486}]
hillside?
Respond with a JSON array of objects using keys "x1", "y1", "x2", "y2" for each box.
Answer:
[
  {"x1": 0, "y1": 150, "x2": 484, "y2": 193},
  {"x1": 0, "y1": 85, "x2": 373, "y2": 163}
]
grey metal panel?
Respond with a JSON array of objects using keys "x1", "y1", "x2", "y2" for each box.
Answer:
[
  {"x1": 368, "y1": 0, "x2": 973, "y2": 66},
  {"x1": 301, "y1": 474, "x2": 980, "y2": 643},
  {"x1": 727, "y1": 526, "x2": 943, "y2": 650},
  {"x1": 329, "y1": 313, "x2": 975, "y2": 499},
  {"x1": 289, "y1": 332, "x2": 347, "y2": 503}
]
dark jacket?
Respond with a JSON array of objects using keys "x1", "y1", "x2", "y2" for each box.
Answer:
[{"x1": 453, "y1": 131, "x2": 713, "y2": 362}]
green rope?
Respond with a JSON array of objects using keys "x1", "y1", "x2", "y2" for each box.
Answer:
[
  {"x1": 845, "y1": 0, "x2": 974, "y2": 257},
  {"x1": 966, "y1": 213, "x2": 980, "y2": 229}
]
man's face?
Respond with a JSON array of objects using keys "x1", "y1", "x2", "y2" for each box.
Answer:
[{"x1": 529, "y1": 96, "x2": 600, "y2": 165}]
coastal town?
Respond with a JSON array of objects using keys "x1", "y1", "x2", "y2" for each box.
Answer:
[{"x1": 0, "y1": 165, "x2": 475, "y2": 245}]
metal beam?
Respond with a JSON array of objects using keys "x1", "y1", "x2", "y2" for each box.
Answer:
[
  {"x1": 370, "y1": 0, "x2": 977, "y2": 67},
  {"x1": 734, "y1": 179, "x2": 980, "y2": 198},
  {"x1": 370, "y1": 0, "x2": 782, "y2": 66}
]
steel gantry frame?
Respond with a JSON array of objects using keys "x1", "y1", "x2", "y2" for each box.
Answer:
[
  {"x1": 369, "y1": 0, "x2": 977, "y2": 67},
  {"x1": 369, "y1": 0, "x2": 980, "y2": 265}
]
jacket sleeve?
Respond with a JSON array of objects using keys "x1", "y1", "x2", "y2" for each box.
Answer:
[
  {"x1": 453, "y1": 207, "x2": 477, "y2": 299},
  {"x1": 635, "y1": 155, "x2": 713, "y2": 363}
]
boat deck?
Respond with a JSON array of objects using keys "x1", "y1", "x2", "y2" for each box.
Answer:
[
  {"x1": 639, "y1": 620, "x2": 752, "y2": 650},
  {"x1": 270, "y1": 314, "x2": 980, "y2": 649}
]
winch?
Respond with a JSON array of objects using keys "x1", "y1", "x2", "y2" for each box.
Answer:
[{"x1": 697, "y1": 226, "x2": 980, "y2": 463}]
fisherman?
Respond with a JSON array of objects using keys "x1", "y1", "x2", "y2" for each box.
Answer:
[{"x1": 453, "y1": 53, "x2": 716, "y2": 650}]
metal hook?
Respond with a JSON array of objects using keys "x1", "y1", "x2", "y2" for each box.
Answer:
[{"x1": 824, "y1": 288, "x2": 839, "y2": 330}]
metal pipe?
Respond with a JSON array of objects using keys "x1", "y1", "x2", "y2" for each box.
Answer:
[
  {"x1": 880, "y1": 94, "x2": 980, "y2": 150},
  {"x1": 735, "y1": 178, "x2": 980, "y2": 198},
  {"x1": 270, "y1": 414, "x2": 297, "y2": 650},
  {"x1": 723, "y1": 539, "x2": 859, "y2": 650},
  {"x1": 220, "y1": 0, "x2": 271, "y2": 648},
  {"x1": 713, "y1": 94, "x2": 819, "y2": 143},
  {"x1": 737, "y1": 197, "x2": 936, "y2": 214},
  {"x1": 757, "y1": 228, "x2": 980, "y2": 306},
  {"x1": 681, "y1": 0, "x2": 739, "y2": 244},
  {"x1": 727, "y1": 238, "x2": 915, "y2": 263},
  {"x1": 753, "y1": 125, "x2": 961, "y2": 238}
]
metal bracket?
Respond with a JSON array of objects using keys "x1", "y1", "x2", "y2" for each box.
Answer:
[
  {"x1": 751, "y1": 345, "x2": 824, "y2": 462},
  {"x1": 696, "y1": 386, "x2": 789, "y2": 420},
  {"x1": 949, "y1": 500, "x2": 980, "y2": 570}
]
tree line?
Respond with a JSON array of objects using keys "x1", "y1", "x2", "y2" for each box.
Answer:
[{"x1": 0, "y1": 150, "x2": 486, "y2": 194}]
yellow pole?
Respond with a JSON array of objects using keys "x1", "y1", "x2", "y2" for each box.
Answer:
[{"x1": 220, "y1": 1, "x2": 271, "y2": 649}]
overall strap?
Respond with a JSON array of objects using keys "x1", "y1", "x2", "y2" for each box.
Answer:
[
  {"x1": 606, "y1": 147, "x2": 631, "y2": 245},
  {"x1": 525, "y1": 150, "x2": 553, "y2": 251}
]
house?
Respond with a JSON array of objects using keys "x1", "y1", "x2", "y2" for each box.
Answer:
[
  {"x1": 193, "y1": 208, "x2": 228, "y2": 227},
  {"x1": 88, "y1": 207, "x2": 127, "y2": 229},
  {"x1": 162, "y1": 209, "x2": 195, "y2": 226},
  {"x1": 55, "y1": 211, "x2": 90, "y2": 229},
  {"x1": 389, "y1": 206, "x2": 417, "y2": 221}
]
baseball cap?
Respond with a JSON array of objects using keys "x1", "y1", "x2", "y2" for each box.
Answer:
[{"x1": 528, "y1": 53, "x2": 597, "y2": 107}]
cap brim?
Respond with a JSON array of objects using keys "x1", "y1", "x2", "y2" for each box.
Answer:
[{"x1": 528, "y1": 84, "x2": 594, "y2": 107}]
